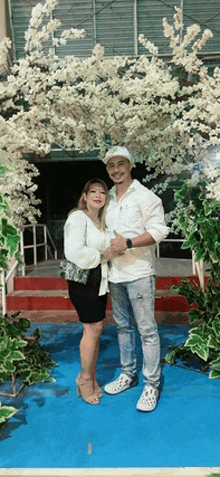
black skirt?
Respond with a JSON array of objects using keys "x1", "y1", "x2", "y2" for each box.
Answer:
[{"x1": 68, "y1": 265, "x2": 107, "y2": 324}]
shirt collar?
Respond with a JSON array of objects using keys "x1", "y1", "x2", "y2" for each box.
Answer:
[{"x1": 109, "y1": 179, "x2": 139, "y2": 199}]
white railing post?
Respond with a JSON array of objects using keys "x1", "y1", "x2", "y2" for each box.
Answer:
[
  {"x1": 1, "y1": 270, "x2": 7, "y2": 316},
  {"x1": 156, "y1": 243, "x2": 160, "y2": 257},
  {"x1": 192, "y1": 250, "x2": 196, "y2": 275},
  {"x1": 196, "y1": 259, "x2": 204, "y2": 290},
  {"x1": 46, "y1": 227, "x2": 57, "y2": 259},
  {"x1": 192, "y1": 250, "x2": 204, "y2": 289},
  {"x1": 44, "y1": 225, "x2": 48, "y2": 261},
  {"x1": 20, "y1": 229, "x2": 25, "y2": 277},
  {"x1": 33, "y1": 225, "x2": 37, "y2": 265}
]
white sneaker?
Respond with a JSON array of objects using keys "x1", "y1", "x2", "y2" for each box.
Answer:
[
  {"x1": 136, "y1": 384, "x2": 159, "y2": 412},
  {"x1": 104, "y1": 373, "x2": 138, "y2": 395}
]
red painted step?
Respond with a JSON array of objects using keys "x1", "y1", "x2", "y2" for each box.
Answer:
[
  {"x1": 8, "y1": 278, "x2": 200, "y2": 313},
  {"x1": 7, "y1": 274, "x2": 209, "y2": 322},
  {"x1": 14, "y1": 277, "x2": 67, "y2": 291},
  {"x1": 14, "y1": 275, "x2": 208, "y2": 291},
  {"x1": 7, "y1": 293, "x2": 192, "y2": 313}
]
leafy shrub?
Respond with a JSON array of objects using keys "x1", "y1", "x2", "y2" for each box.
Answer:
[
  {"x1": 0, "y1": 313, "x2": 57, "y2": 396},
  {"x1": 165, "y1": 178, "x2": 220, "y2": 379}
]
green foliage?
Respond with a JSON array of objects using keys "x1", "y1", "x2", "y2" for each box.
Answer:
[
  {"x1": 174, "y1": 180, "x2": 220, "y2": 265},
  {"x1": 0, "y1": 401, "x2": 18, "y2": 431},
  {"x1": 0, "y1": 193, "x2": 21, "y2": 272},
  {"x1": 165, "y1": 177, "x2": 220, "y2": 379},
  {"x1": 0, "y1": 312, "x2": 57, "y2": 392}
]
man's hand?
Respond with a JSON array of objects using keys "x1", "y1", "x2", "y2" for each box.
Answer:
[{"x1": 111, "y1": 231, "x2": 127, "y2": 253}]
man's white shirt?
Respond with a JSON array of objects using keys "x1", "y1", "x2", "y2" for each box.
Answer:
[{"x1": 106, "y1": 179, "x2": 170, "y2": 283}]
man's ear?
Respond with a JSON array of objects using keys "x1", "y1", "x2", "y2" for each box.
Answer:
[{"x1": 129, "y1": 162, "x2": 133, "y2": 172}]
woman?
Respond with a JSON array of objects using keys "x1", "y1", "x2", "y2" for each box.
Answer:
[{"x1": 64, "y1": 179, "x2": 117, "y2": 405}]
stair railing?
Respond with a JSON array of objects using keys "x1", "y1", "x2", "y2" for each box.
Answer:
[
  {"x1": 19, "y1": 224, "x2": 58, "y2": 277},
  {"x1": 1, "y1": 260, "x2": 19, "y2": 316},
  {"x1": 156, "y1": 239, "x2": 205, "y2": 290},
  {"x1": 1, "y1": 224, "x2": 58, "y2": 316}
]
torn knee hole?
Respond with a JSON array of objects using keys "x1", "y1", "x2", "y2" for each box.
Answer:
[{"x1": 136, "y1": 294, "x2": 143, "y2": 301}]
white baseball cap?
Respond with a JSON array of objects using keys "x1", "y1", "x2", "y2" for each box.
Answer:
[{"x1": 102, "y1": 146, "x2": 133, "y2": 165}]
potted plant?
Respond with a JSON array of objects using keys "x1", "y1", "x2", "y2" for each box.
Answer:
[
  {"x1": 0, "y1": 191, "x2": 57, "y2": 397},
  {"x1": 0, "y1": 312, "x2": 57, "y2": 398},
  {"x1": 165, "y1": 177, "x2": 220, "y2": 379}
]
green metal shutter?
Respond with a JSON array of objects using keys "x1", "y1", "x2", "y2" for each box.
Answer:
[
  {"x1": 95, "y1": 0, "x2": 134, "y2": 56},
  {"x1": 9, "y1": 0, "x2": 220, "y2": 61},
  {"x1": 9, "y1": 0, "x2": 95, "y2": 59},
  {"x1": 10, "y1": 0, "x2": 135, "y2": 59},
  {"x1": 54, "y1": 0, "x2": 95, "y2": 58},
  {"x1": 10, "y1": 0, "x2": 38, "y2": 59},
  {"x1": 137, "y1": 0, "x2": 181, "y2": 56},
  {"x1": 183, "y1": 0, "x2": 220, "y2": 56}
]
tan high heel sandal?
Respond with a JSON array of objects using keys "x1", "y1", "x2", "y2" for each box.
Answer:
[
  {"x1": 76, "y1": 374, "x2": 100, "y2": 405},
  {"x1": 94, "y1": 381, "x2": 103, "y2": 398},
  {"x1": 93, "y1": 381, "x2": 103, "y2": 399}
]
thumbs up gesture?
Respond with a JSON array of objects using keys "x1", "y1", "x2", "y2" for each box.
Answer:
[{"x1": 110, "y1": 230, "x2": 127, "y2": 253}]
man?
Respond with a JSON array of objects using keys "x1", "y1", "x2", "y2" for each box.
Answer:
[{"x1": 103, "y1": 146, "x2": 170, "y2": 412}]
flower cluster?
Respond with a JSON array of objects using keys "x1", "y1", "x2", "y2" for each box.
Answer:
[{"x1": 0, "y1": 0, "x2": 220, "y2": 233}]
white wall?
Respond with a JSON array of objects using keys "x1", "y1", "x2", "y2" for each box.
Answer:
[{"x1": 0, "y1": 0, "x2": 7, "y2": 41}]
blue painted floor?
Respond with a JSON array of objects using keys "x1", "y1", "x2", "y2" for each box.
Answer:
[{"x1": 0, "y1": 323, "x2": 220, "y2": 469}]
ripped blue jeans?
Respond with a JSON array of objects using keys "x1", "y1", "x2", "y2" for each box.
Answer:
[{"x1": 109, "y1": 276, "x2": 161, "y2": 388}]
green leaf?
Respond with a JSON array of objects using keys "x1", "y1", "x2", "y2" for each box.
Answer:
[
  {"x1": 1, "y1": 218, "x2": 18, "y2": 237},
  {"x1": 208, "y1": 335, "x2": 220, "y2": 350},
  {"x1": 0, "y1": 405, "x2": 18, "y2": 424},
  {"x1": 6, "y1": 235, "x2": 20, "y2": 259},
  {"x1": 1, "y1": 218, "x2": 20, "y2": 258},
  {"x1": 13, "y1": 340, "x2": 27, "y2": 349},
  {"x1": 3, "y1": 361, "x2": 16, "y2": 373},
  {"x1": 164, "y1": 350, "x2": 177, "y2": 364},
  {"x1": 189, "y1": 309, "x2": 202, "y2": 325},
  {"x1": 210, "y1": 358, "x2": 220, "y2": 371},
  {"x1": 185, "y1": 335, "x2": 203, "y2": 347},
  {"x1": 33, "y1": 326, "x2": 42, "y2": 342},
  {"x1": 209, "y1": 369, "x2": 220, "y2": 380},
  {"x1": 17, "y1": 318, "x2": 30, "y2": 333},
  {"x1": 0, "y1": 371, "x2": 10, "y2": 382},
  {"x1": 10, "y1": 351, "x2": 26, "y2": 361},
  {"x1": 193, "y1": 344, "x2": 209, "y2": 362},
  {"x1": 212, "y1": 321, "x2": 220, "y2": 341}
]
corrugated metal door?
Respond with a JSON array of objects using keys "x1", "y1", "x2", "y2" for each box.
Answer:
[
  {"x1": 10, "y1": 0, "x2": 95, "y2": 59},
  {"x1": 95, "y1": 0, "x2": 134, "y2": 56},
  {"x1": 183, "y1": 0, "x2": 220, "y2": 55},
  {"x1": 54, "y1": 0, "x2": 95, "y2": 57},
  {"x1": 9, "y1": 0, "x2": 220, "y2": 60},
  {"x1": 10, "y1": 0, "x2": 39, "y2": 59},
  {"x1": 137, "y1": 0, "x2": 181, "y2": 56}
]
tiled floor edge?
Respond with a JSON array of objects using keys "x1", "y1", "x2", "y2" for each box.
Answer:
[{"x1": 0, "y1": 467, "x2": 219, "y2": 477}]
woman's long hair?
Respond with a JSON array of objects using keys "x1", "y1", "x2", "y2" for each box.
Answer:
[{"x1": 69, "y1": 179, "x2": 109, "y2": 230}]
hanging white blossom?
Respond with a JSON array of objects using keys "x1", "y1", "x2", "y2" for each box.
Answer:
[{"x1": 0, "y1": 0, "x2": 220, "y2": 231}]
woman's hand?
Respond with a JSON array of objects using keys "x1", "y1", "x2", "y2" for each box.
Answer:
[{"x1": 102, "y1": 246, "x2": 125, "y2": 261}]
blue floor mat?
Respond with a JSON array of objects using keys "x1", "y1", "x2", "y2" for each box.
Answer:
[{"x1": 0, "y1": 323, "x2": 220, "y2": 469}]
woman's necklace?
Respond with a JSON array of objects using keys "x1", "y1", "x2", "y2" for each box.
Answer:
[{"x1": 86, "y1": 211, "x2": 101, "y2": 229}]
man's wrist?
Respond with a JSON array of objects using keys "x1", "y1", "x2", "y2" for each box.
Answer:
[{"x1": 126, "y1": 238, "x2": 133, "y2": 249}]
